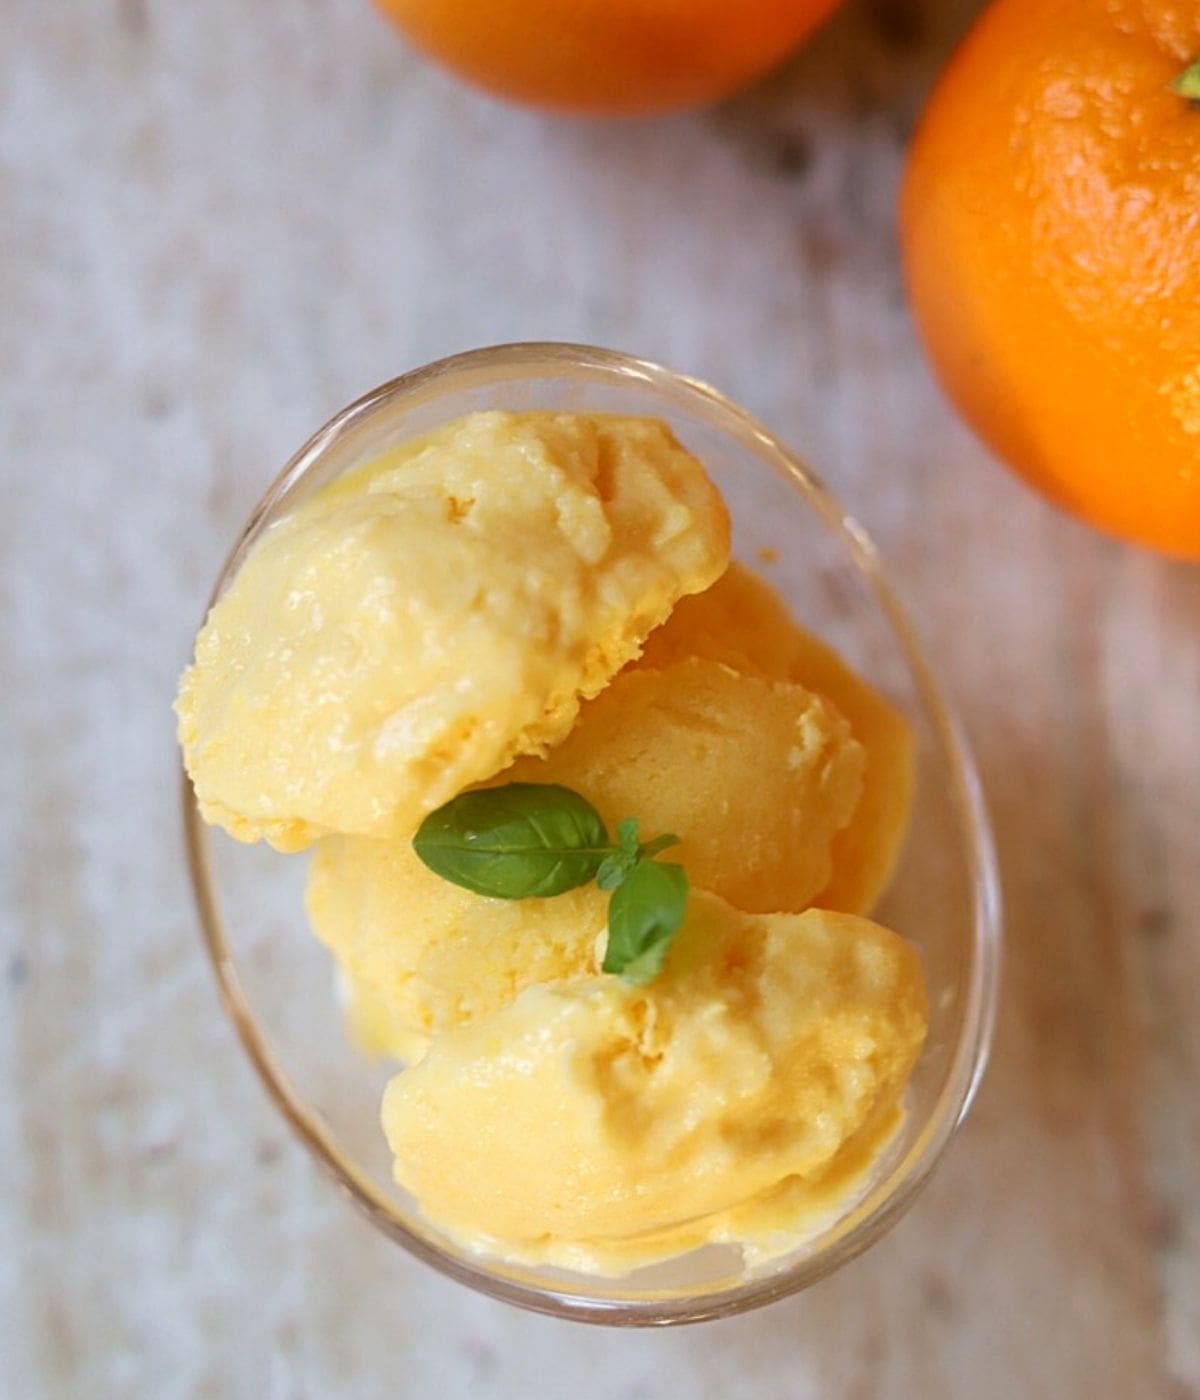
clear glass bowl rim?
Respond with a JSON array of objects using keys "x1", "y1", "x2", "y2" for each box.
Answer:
[{"x1": 182, "y1": 340, "x2": 1002, "y2": 1327}]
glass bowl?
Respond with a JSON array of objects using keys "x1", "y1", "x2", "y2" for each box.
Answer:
[{"x1": 182, "y1": 342, "x2": 1000, "y2": 1325}]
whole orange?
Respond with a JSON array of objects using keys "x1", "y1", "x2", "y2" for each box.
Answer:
[
  {"x1": 900, "y1": 0, "x2": 1200, "y2": 559},
  {"x1": 373, "y1": 0, "x2": 844, "y2": 116}
]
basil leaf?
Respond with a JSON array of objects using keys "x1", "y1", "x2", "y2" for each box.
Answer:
[
  {"x1": 603, "y1": 859, "x2": 689, "y2": 984},
  {"x1": 413, "y1": 783, "x2": 610, "y2": 899}
]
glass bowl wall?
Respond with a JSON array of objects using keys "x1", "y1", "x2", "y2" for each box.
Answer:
[{"x1": 183, "y1": 342, "x2": 1000, "y2": 1325}]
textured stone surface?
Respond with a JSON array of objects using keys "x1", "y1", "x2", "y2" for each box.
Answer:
[{"x1": 4, "y1": 1, "x2": 1198, "y2": 1396}]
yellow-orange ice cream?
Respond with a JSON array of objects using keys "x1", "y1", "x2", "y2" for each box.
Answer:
[
  {"x1": 504, "y1": 657, "x2": 864, "y2": 914},
  {"x1": 638, "y1": 563, "x2": 915, "y2": 915},
  {"x1": 177, "y1": 404, "x2": 928, "y2": 1280},
  {"x1": 339, "y1": 969, "x2": 430, "y2": 1065},
  {"x1": 307, "y1": 836, "x2": 607, "y2": 1060},
  {"x1": 176, "y1": 412, "x2": 729, "y2": 851},
  {"x1": 381, "y1": 892, "x2": 927, "y2": 1270}
]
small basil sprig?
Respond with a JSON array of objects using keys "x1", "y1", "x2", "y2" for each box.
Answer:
[{"x1": 413, "y1": 783, "x2": 688, "y2": 984}]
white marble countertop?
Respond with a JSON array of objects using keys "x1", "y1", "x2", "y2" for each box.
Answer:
[{"x1": 4, "y1": 2, "x2": 1198, "y2": 1396}]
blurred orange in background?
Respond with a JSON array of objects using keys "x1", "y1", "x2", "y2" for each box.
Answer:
[
  {"x1": 373, "y1": 0, "x2": 845, "y2": 115},
  {"x1": 900, "y1": 0, "x2": 1200, "y2": 560}
]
